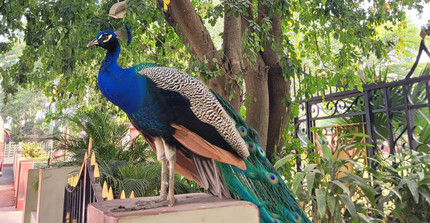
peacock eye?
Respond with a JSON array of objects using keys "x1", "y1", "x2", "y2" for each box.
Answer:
[{"x1": 100, "y1": 34, "x2": 112, "y2": 43}]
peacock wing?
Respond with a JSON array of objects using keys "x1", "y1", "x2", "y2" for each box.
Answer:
[
  {"x1": 171, "y1": 124, "x2": 246, "y2": 170},
  {"x1": 138, "y1": 66, "x2": 249, "y2": 158}
]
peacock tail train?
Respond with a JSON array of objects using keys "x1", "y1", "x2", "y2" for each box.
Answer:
[{"x1": 212, "y1": 91, "x2": 310, "y2": 223}]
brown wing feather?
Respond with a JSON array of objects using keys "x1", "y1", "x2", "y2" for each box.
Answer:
[{"x1": 171, "y1": 124, "x2": 246, "y2": 170}]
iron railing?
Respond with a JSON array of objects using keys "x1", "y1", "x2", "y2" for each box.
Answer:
[
  {"x1": 293, "y1": 39, "x2": 430, "y2": 169},
  {"x1": 63, "y1": 140, "x2": 103, "y2": 223}
]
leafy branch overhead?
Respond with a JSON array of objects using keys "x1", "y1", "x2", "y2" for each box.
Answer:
[{"x1": 1, "y1": 0, "x2": 429, "y2": 157}]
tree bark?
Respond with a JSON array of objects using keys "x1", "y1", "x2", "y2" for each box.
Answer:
[
  {"x1": 240, "y1": 1, "x2": 270, "y2": 149},
  {"x1": 221, "y1": 6, "x2": 243, "y2": 111},
  {"x1": 258, "y1": 2, "x2": 289, "y2": 158},
  {"x1": 160, "y1": 0, "x2": 240, "y2": 108},
  {"x1": 242, "y1": 58, "x2": 270, "y2": 149},
  {"x1": 156, "y1": 0, "x2": 195, "y2": 55},
  {"x1": 159, "y1": 0, "x2": 286, "y2": 154}
]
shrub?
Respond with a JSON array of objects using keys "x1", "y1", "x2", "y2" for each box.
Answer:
[
  {"x1": 21, "y1": 142, "x2": 44, "y2": 158},
  {"x1": 370, "y1": 150, "x2": 430, "y2": 222}
]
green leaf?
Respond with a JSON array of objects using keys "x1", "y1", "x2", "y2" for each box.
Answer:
[
  {"x1": 321, "y1": 144, "x2": 333, "y2": 163},
  {"x1": 404, "y1": 179, "x2": 419, "y2": 204},
  {"x1": 327, "y1": 195, "x2": 336, "y2": 216},
  {"x1": 296, "y1": 185, "x2": 310, "y2": 201},
  {"x1": 357, "y1": 84, "x2": 363, "y2": 92},
  {"x1": 419, "y1": 191, "x2": 430, "y2": 205},
  {"x1": 417, "y1": 172, "x2": 425, "y2": 182},
  {"x1": 292, "y1": 172, "x2": 305, "y2": 194},
  {"x1": 316, "y1": 189, "x2": 327, "y2": 219},
  {"x1": 357, "y1": 213, "x2": 371, "y2": 223},
  {"x1": 339, "y1": 194, "x2": 357, "y2": 219},
  {"x1": 332, "y1": 180, "x2": 350, "y2": 196},
  {"x1": 306, "y1": 171, "x2": 316, "y2": 194},
  {"x1": 303, "y1": 163, "x2": 318, "y2": 173},
  {"x1": 420, "y1": 176, "x2": 430, "y2": 185},
  {"x1": 386, "y1": 186, "x2": 402, "y2": 201},
  {"x1": 339, "y1": 132, "x2": 370, "y2": 139},
  {"x1": 273, "y1": 154, "x2": 295, "y2": 169}
]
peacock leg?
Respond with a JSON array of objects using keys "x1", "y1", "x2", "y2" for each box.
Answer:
[
  {"x1": 154, "y1": 137, "x2": 168, "y2": 201},
  {"x1": 163, "y1": 140, "x2": 177, "y2": 207}
]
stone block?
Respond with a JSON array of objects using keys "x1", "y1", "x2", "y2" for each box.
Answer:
[{"x1": 88, "y1": 193, "x2": 259, "y2": 223}]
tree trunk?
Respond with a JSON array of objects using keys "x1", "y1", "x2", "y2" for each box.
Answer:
[
  {"x1": 239, "y1": 1, "x2": 270, "y2": 149},
  {"x1": 242, "y1": 58, "x2": 270, "y2": 149},
  {"x1": 159, "y1": 0, "x2": 287, "y2": 155},
  {"x1": 221, "y1": 7, "x2": 243, "y2": 111},
  {"x1": 258, "y1": 2, "x2": 289, "y2": 158},
  {"x1": 160, "y1": 0, "x2": 240, "y2": 109}
]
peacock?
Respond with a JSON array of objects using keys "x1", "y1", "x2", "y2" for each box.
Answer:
[{"x1": 87, "y1": 25, "x2": 310, "y2": 223}]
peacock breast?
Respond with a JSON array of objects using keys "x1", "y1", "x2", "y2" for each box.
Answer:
[{"x1": 98, "y1": 68, "x2": 147, "y2": 114}]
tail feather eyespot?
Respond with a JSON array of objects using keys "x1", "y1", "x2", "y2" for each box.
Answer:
[
  {"x1": 248, "y1": 142, "x2": 256, "y2": 152},
  {"x1": 238, "y1": 126, "x2": 248, "y2": 136},
  {"x1": 258, "y1": 145, "x2": 266, "y2": 157},
  {"x1": 266, "y1": 173, "x2": 279, "y2": 184},
  {"x1": 271, "y1": 217, "x2": 283, "y2": 223}
]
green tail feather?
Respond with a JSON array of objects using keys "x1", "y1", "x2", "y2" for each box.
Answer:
[{"x1": 211, "y1": 90, "x2": 310, "y2": 223}]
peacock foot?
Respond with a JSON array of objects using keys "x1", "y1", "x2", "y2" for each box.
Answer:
[
  {"x1": 168, "y1": 196, "x2": 177, "y2": 207},
  {"x1": 159, "y1": 192, "x2": 168, "y2": 202}
]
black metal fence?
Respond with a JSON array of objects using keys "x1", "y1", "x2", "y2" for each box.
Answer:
[
  {"x1": 293, "y1": 40, "x2": 430, "y2": 168},
  {"x1": 63, "y1": 155, "x2": 103, "y2": 223}
]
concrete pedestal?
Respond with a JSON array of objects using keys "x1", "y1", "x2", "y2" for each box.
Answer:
[{"x1": 87, "y1": 193, "x2": 259, "y2": 223}]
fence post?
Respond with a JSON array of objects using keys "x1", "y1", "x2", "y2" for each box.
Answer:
[
  {"x1": 382, "y1": 87, "x2": 396, "y2": 154},
  {"x1": 363, "y1": 88, "x2": 377, "y2": 169}
]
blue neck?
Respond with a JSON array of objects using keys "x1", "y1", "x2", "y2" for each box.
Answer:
[
  {"x1": 98, "y1": 40, "x2": 148, "y2": 114},
  {"x1": 101, "y1": 41, "x2": 121, "y2": 70}
]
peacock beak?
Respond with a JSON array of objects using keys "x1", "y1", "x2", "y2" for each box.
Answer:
[{"x1": 87, "y1": 39, "x2": 99, "y2": 47}]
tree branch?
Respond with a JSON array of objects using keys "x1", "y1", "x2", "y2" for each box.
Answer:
[
  {"x1": 314, "y1": 32, "x2": 333, "y2": 71},
  {"x1": 156, "y1": 0, "x2": 195, "y2": 55},
  {"x1": 139, "y1": 22, "x2": 188, "y2": 59},
  {"x1": 158, "y1": 0, "x2": 239, "y2": 106},
  {"x1": 159, "y1": 0, "x2": 220, "y2": 69}
]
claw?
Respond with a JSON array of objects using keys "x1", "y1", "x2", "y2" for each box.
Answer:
[
  {"x1": 159, "y1": 193, "x2": 167, "y2": 202},
  {"x1": 168, "y1": 196, "x2": 177, "y2": 207}
]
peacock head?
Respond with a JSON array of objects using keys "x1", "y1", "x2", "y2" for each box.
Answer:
[{"x1": 87, "y1": 24, "x2": 132, "y2": 50}]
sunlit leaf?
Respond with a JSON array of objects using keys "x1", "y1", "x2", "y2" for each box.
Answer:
[
  {"x1": 316, "y1": 188, "x2": 327, "y2": 219},
  {"x1": 339, "y1": 194, "x2": 357, "y2": 219}
]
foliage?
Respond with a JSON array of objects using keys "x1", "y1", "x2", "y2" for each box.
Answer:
[
  {"x1": 374, "y1": 21, "x2": 428, "y2": 78},
  {"x1": 275, "y1": 131, "x2": 377, "y2": 222},
  {"x1": 369, "y1": 150, "x2": 430, "y2": 222},
  {"x1": 337, "y1": 63, "x2": 430, "y2": 152},
  {"x1": 56, "y1": 110, "x2": 201, "y2": 198},
  {"x1": 98, "y1": 159, "x2": 202, "y2": 198},
  {"x1": 21, "y1": 141, "x2": 44, "y2": 158},
  {"x1": 276, "y1": 127, "x2": 430, "y2": 222},
  {"x1": 286, "y1": 0, "x2": 428, "y2": 94},
  {"x1": 0, "y1": 88, "x2": 53, "y2": 142},
  {"x1": 57, "y1": 110, "x2": 131, "y2": 163}
]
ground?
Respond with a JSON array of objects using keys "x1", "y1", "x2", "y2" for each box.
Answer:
[{"x1": 0, "y1": 166, "x2": 23, "y2": 223}]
